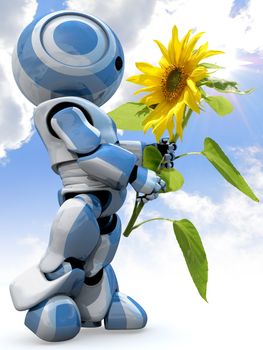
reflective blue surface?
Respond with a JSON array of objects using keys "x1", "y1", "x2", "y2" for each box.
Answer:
[
  {"x1": 51, "y1": 107, "x2": 101, "y2": 153},
  {"x1": 13, "y1": 11, "x2": 124, "y2": 106},
  {"x1": 54, "y1": 21, "x2": 98, "y2": 55}
]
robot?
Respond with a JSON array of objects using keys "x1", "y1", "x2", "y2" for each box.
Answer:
[{"x1": 9, "y1": 11, "x2": 175, "y2": 342}]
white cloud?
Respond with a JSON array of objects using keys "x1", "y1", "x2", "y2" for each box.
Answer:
[
  {"x1": 1, "y1": 145, "x2": 262, "y2": 349},
  {"x1": 0, "y1": 0, "x2": 37, "y2": 159},
  {"x1": 0, "y1": 0, "x2": 37, "y2": 47},
  {"x1": 65, "y1": 0, "x2": 157, "y2": 48}
]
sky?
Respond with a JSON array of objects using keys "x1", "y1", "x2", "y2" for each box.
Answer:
[{"x1": 0, "y1": 0, "x2": 263, "y2": 349}]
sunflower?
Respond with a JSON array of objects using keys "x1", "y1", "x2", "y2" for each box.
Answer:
[{"x1": 127, "y1": 26, "x2": 223, "y2": 141}]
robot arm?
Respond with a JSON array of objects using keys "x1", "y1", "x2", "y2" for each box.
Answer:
[
  {"x1": 118, "y1": 140, "x2": 146, "y2": 166},
  {"x1": 51, "y1": 107, "x2": 165, "y2": 193},
  {"x1": 78, "y1": 145, "x2": 166, "y2": 194},
  {"x1": 129, "y1": 165, "x2": 166, "y2": 197},
  {"x1": 78, "y1": 143, "x2": 138, "y2": 190},
  {"x1": 51, "y1": 106, "x2": 138, "y2": 190}
]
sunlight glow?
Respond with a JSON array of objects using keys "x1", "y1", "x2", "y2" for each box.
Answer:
[{"x1": 213, "y1": 49, "x2": 252, "y2": 79}]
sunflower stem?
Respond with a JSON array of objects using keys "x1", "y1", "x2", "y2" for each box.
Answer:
[
  {"x1": 123, "y1": 195, "x2": 145, "y2": 237},
  {"x1": 124, "y1": 108, "x2": 194, "y2": 238},
  {"x1": 124, "y1": 141, "x2": 169, "y2": 238}
]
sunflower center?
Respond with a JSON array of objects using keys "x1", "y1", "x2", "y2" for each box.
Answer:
[
  {"x1": 162, "y1": 66, "x2": 187, "y2": 102},
  {"x1": 166, "y1": 69, "x2": 182, "y2": 91}
]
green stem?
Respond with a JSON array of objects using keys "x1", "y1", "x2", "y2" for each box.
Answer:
[
  {"x1": 123, "y1": 109, "x2": 194, "y2": 238},
  {"x1": 123, "y1": 198, "x2": 145, "y2": 237},
  {"x1": 174, "y1": 151, "x2": 202, "y2": 160},
  {"x1": 132, "y1": 217, "x2": 173, "y2": 231},
  {"x1": 156, "y1": 155, "x2": 165, "y2": 173}
]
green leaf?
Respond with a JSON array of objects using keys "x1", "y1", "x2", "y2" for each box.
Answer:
[
  {"x1": 201, "y1": 78, "x2": 254, "y2": 95},
  {"x1": 200, "y1": 63, "x2": 224, "y2": 70},
  {"x1": 108, "y1": 102, "x2": 150, "y2": 130},
  {"x1": 204, "y1": 95, "x2": 234, "y2": 116},
  {"x1": 159, "y1": 168, "x2": 184, "y2": 192},
  {"x1": 173, "y1": 219, "x2": 208, "y2": 301},
  {"x1": 202, "y1": 137, "x2": 259, "y2": 202},
  {"x1": 143, "y1": 146, "x2": 184, "y2": 192},
  {"x1": 143, "y1": 145, "x2": 162, "y2": 171}
]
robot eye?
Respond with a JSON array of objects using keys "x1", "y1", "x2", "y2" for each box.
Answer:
[{"x1": 115, "y1": 56, "x2": 123, "y2": 71}]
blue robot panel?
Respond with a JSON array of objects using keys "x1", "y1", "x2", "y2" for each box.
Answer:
[{"x1": 9, "y1": 11, "x2": 170, "y2": 342}]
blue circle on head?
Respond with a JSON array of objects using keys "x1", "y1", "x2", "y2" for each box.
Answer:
[{"x1": 53, "y1": 20, "x2": 98, "y2": 55}]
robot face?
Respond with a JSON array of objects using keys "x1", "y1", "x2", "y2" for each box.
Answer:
[{"x1": 13, "y1": 11, "x2": 124, "y2": 106}]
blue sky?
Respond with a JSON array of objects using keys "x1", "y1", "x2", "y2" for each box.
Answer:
[{"x1": 0, "y1": 1, "x2": 263, "y2": 349}]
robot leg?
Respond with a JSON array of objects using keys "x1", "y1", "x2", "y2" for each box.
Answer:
[
  {"x1": 10, "y1": 193, "x2": 102, "y2": 341},
  {"x1": 39, "y1": 193, "x2": 102, "y2": 273},
  {"x1": 74, "y1": 214, "x2": 121, "y2": 327},
  {"x1": 75, "y1": 265, "x2": 147, "y2": 330},
  {"x1": 74, "y1": 214, "x2": 147, "y2": 329},
  {"x1": 104, "y1": 291, "x2": 147, "y2": 330}
]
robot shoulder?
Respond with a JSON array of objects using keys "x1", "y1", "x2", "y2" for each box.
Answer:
[
  {"x1": 51, "y1": 105, "x2": 101, "y2": 154},
  {"x1": 34, "y1": 96, "x2": 118, "y2": 148}
]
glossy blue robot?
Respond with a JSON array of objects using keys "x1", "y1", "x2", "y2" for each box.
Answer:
[{"x1": 9, "y1": 11, "x2": 175, "y2": 342}]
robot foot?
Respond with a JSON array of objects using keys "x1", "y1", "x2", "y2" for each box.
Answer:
[
  {"x1": 104, "y1": 292, "x2": 147, "y2": 330},
  {"x1": 25, "y1": 295, "x2": 81, "y2": 342}
]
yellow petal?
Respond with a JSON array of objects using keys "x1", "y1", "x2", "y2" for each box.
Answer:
[
  {"x1": 167, "y1": 115, "x2": 175, "y2": 140},
  {"x1": 140, "y1": 91, "x2": 164, "y2": 107},
  {"x1": 142, "y1": 103, "x2": 167, "y2": 125},
  {"x1": 154, "y1": 39, "x2": 169, "y2": 61},
  {"x1": 192, "y1": 42, "x2": 224, "y2": 65},
  {"x1": 135, "y1": 62, "x2": 163, "y2": 77},
  {"x1": 168, "y1": 25, "x2": 180, "y2": 64},
  {"x1": 181, "y1": 29, "x2": 192, "y2": 46},
  {"x1": 198, "y1": 49, "x2": 224, "y2": 62},
  {"x1": 189, "y1": 42, "x2": 208, "y2": 65},
  {"x1": 168, "y1": 38, "x2": 176, "y2": 64},
  {"x1": 127, "y1": 74, "x2": 161, "y2": 86},
  {"x1": 152, "y1": 116, "x2": 168, "y2": 141},
  {"x1": 159, "y1": 55, "x2": 170, "y2": 69},
  {"x1": 183, "y1": 87, "x2": 200, "y2": 113},
  {"x1": 134, "y1": 86, "x2": 160, "y2": 95},
  {"x1": 175, "y1": 102, "x2": 185, "y2": 139},
  {"x1": 171, "y1": 25, "x2": 181, "y2": 64},
  {"x1": 178, "y1": 29, "x2": 192, "y2": 65},
  {"x1": 142, "y1": 104, "x2": 171, "y2": 134},
  {"x1": 186, "y1": 78, "x2": 198, "y2": 96},
  {"x1": 190, "y1": 66, "x2": 208, "y2": 82},
  {"x1": 181, "y1": 31, "x2": 205, "y2": 64}
]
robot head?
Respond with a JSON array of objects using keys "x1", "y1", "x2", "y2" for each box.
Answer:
[{"x1": 12, "y1": 11, "x2": 124, "y2": 106}]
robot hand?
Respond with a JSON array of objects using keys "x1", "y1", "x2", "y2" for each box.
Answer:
[
  {"x1": 152, "y1": 138, "x2": 177, "y2": 169},
  {"x1": 130, "y1": 167, "x2": 166, "y2": 204}
]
